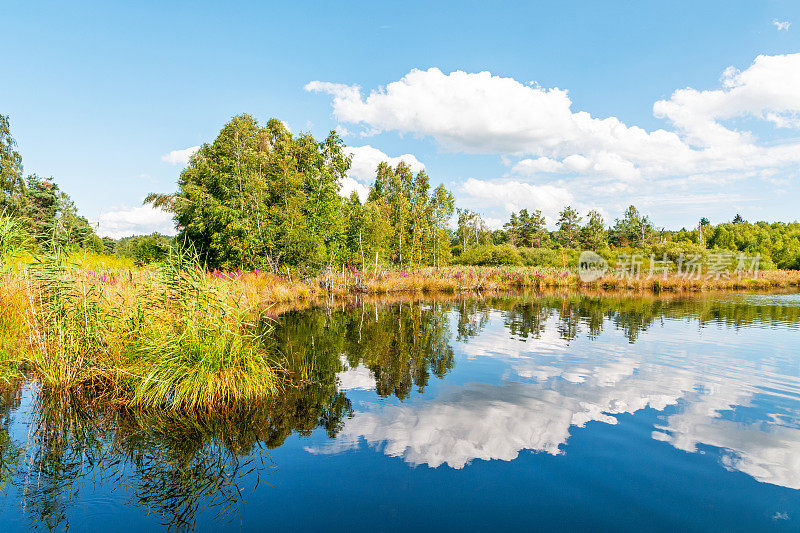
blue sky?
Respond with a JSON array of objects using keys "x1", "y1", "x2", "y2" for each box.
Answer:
[{"x1": 2, "y1": 1, "x2": 799, "y2": 237}]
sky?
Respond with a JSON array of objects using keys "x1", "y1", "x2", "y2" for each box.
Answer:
[{"x1": 1, "y1": 0, "x2": 799, "y2": 237}]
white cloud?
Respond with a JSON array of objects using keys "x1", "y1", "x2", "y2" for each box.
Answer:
[
  {"x1": 511, "y1": 152, "x2": 640, "y2": 181},
  {"x1": 511, "y1": 157, "x2": 565, "y2": 174},
  {"x1": 339, "y1": 176, "x2": 370, "y2": 202},
  {"x1": 96, "y1": 205, "x2": 176, "y2": 239},
  {"x1": 482, "y1": 217, "x2": 505, "y2": 230},
  {"x1": 308, "y1": 55, "x2": 800, "y2": 197},
  {"x1": 337, "y1": 145, "x2": 426, "y2": 203},
  {"x1": 309, "y1": 310, "x2": 800, "y2": 487},
  {"x1": 459, "y1": 178, "x2": 572, "y2": 220},
  {"x1": 161, "y1": 146, "x2": 200, "y2": 166},
  {"x1": 337, "y1": 356, "x2": 377, "y2": 391},
  {"x1": 344, "y1": 145, "x2": 425, "y2": 183},
  {"x1": 773, "y1": 20, "x2": 791, "y2": 31},
  {"x1": 653, "y1": 54, "x2": 800, "y2": 146}
]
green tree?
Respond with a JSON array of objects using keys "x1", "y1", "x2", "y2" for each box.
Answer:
[
  {"x1": 456, "y1": 209, "x2": 490, "y2": 248},
  {"x1": 23, "y1": 175, "x2": 95, "y2": 249},
  {"x1": 362, "y1": 162, "x2": 454, "y2": 268},
  {"x1": 610, "y1": 205, "x2": 654, "y2": 247},
  {"x1": 148, "y1": 114, "x2": 350, "y2": 271},
  {"x1": 430, "y1": 184, "x2": 455, "y2": 267},
  {"x1": 517, "y1": 209, "x2": 548, "y2": 247},
  {"x1": 409, "y1": 169, "x2": 431, "y2": 265},
  {"x1": 503, "y1": 212, "x2": 520, "y2": 245},
  {"x1": 580, "y1": 210, "x2": 606, "y2": 250},
  {"x1": 0, "y1": 115, "x2": 25, "y2": 216},
  {"x1": 556, "y1": 206, "x2": 582, "y2": 247}
]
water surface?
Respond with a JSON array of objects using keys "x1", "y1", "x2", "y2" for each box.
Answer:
[{"x1": 2, "y1": 293, "x2": 800, "y2": 531}]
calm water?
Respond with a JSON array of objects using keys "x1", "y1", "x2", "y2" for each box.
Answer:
[{"x1": 2, "y1": 293, "x2": 800, "y2": 531}]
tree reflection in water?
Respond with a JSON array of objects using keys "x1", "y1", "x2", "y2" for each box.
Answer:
[{"x1": 0, "y1": 293, "x2": 797, "y2": 529}]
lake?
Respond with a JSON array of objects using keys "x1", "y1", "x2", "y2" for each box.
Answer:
[{"x1": 2, "y1": 292, "x2": 800, "y2": 531}]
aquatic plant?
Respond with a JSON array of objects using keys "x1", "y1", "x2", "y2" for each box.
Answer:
[{"x1": 121, "y1": 247, "x2": 280, "y2": 411}]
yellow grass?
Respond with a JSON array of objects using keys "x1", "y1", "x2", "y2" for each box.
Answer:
[{"x1": 1, "y1": 258, "x2": 798, "y2": 408}]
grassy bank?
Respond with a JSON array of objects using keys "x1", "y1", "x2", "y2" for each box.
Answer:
[
  {"x1": 338, "y1": 266, "x2": 800, "y2": 294},
  {"x1": 0, "y1": 251, "x2": 281, "y2": 411},
  {"x1": 2, "y1": 252, "x2": 799, "y2": 410}
]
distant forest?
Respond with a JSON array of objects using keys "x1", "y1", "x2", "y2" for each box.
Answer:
[{"x1": 2, "y1": 114, "x2": 799, "y2": 270}]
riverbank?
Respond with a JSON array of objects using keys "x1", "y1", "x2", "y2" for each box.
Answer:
[
  {"x1": 302, "y1": 266, "x2": 800, "y2": 296},
  {"x1": 2, "y1": 259, "x2": 799, "y2": 411}
]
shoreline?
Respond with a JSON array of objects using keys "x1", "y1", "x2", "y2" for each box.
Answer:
[
  {"x1": 232, "y1": 267, "x2": 800, "y2": 308},
  {"x1": 1, "y1": 264, "x2": 798, "y2": 412}
]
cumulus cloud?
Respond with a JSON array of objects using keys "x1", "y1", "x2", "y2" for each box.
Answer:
[
  {"x1": 308, "y1": 309, "x2": 800, "y2": 487},
  {"x1": 337, "y1": 145, "x2": 425, "y2": 202},
  {"x1": 337, "y1": 356, "x2": 377, "y2": 391},
  {"x1": 161, "y1": 146, "x2": 200, "y2": 166},
  {"x1": 344, "y1": 145, "x2": 425, "y2": 182},
  {"x1": 307, "y1": 55, "x2": 800, "y2": 196},
  {"x1": 654, "y1": 54, "x2": 800, "y2": 145},
  {"x1": 96, "y1": 205, "x2": 176, "y2": 239},
  {"x1": 458, "y1": 178, "x2": 572, "y2": 220},
  {"x1": 339, "y1": 177, "x2": 370, "y2": 202},
  {"x1": 773, "y1": 20, "x2": 791, "y2": 31}
]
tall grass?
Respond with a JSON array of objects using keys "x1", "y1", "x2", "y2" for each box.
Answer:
[
  {"x1": 0, "y1": 215, "x2": 33, "y2": 382},
  {"x1": 124, "y1": 248, "x2": 279, "y2": 411},
  {"x1": 0, "y1": 214, "x2": 31, "y2": 274},
  {"x1": 4, "y1": 245, "x2": 280, "y2": 412},
  {"x1": 24, "y1": 252, "x2": 113, "y2": 389}
]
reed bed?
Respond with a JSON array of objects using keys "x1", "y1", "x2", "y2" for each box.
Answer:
[
  {"x1": 1, "y1": 244, "x2": 798, "y2": 410},
  {"x1": 1, "y1": 250, "x2": 281, "y2": 412},
  {"x1": 313, "y1": 266, "x2": 800, "y2": 296}
]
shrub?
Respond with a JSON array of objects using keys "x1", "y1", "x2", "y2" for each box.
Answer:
[{"x1": 454, "y1": 244, "x2": 522, "y2": 266}]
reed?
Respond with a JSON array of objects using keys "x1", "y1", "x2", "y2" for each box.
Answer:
[
  {"x1": 123, "y1": 248, "x2": 280, "y2": 411},
  {"x1": 24, "y1": 253, "x2": 113, "y2": 389},
  {"x1": 2, "y1": 247, "x2": 280, "y2": 412},
  {"x1": 2, "y1": 236, "x2": 799, "y2": 410}
]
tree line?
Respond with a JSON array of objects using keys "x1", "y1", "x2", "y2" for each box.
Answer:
[
  {"x1": 147, "y1": 114, "x2": 456, "y2": 271},
  {"x1": 3, "y1": 112, "x2": 799, "y2": 270},
  {"x1": 0, "y1": 116, "x2": 98, "y2": 251},
  {"x1": 454, "y1": 204, "x2": 799, "y2": 269}
]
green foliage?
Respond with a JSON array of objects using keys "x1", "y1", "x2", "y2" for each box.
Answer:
[
  {"x1": 149, "y1": 114, "x2": 350, "y2": 271},
  {"x1": 518, "y1": 247, "x2": 582, "y2": 268},
  {"x1": 125, "y1": 246, "x2": 280, "y2": 411},
  {"x1": 609, "y1": 205, "x2": 655, "y2": 247},
  {"x1": 505, "y1": 208, "x2": 549, "y2": 247},
  {"x1": 0, "y1": 115, "x2": 25, "y2": 216},
  {"x1": 580, "y1": 210, "x2": 607, "y2": 250},
  {"x1": 430, "y1": 184, "x2": 455, "y2": 267},
  {"x1": 359, "y1": 161, "x2": 455, "y2": 268},
  {"x1": 26, "y1": 252, "x2": 110, "y2": 388},
  {"x1": 672, "y1": 220, "x2": 800, "y2": 269},
  {"x1": 23, "y1": 175, "x2": 95, "y2": 250},
  {"x1": 0, "y1": 213, "x2": 31, "y2": 272},
  {"x1": 114, "y1": 233, "x2": 172, "y2": 264},
  {"x1": 0, "y1": 117, "x2": 99, "y2": 253},
  {"x1": 454, "y1": 244, "x2": 523, "y2": 266},
  {"x1": 556, "y1": 206, "x2": 582, "y2": 247},
  {"x1": 456, "y1": 208, "x2": 491, "y2": 249}
]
